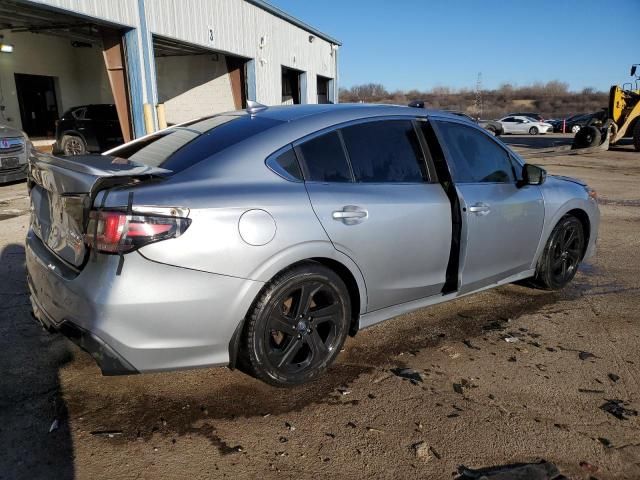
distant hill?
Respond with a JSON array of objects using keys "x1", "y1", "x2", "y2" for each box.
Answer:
[{"x1": 338, "y1": 81, "x2": 609, "y2": 120}]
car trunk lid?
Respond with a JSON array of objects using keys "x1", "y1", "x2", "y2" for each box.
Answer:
[{"x1": 28, "y1": 152, "x2": 170, "y2": 268}]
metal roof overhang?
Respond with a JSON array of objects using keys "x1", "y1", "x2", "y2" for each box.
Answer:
[
  {"x1": 0, "y1": 0, "x2": 127, "y2": 43},
  {"x1": 245, "y1": 0, "x2": 341, "y2": 46}
]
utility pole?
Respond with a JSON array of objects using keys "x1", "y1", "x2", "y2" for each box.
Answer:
[{"x1": 475, "y1": 72, "x2": 483, "y2": 120}]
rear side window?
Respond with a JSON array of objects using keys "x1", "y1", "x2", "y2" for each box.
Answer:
[
  {"x1": 296, "y1": 131, "x2": 352, "y2": 182},
  {"x1": 109, "y1": 115, "x2": 283, "y2": 174},
  {"x1": 266, "y1": 147, "x2": 303, "y2": 181},
  {"x1": 341, "y1": 120, "x2": 427, "y2": 183},
  {"x1": 435, "y1": 121, "x2": 515, "y2": 184}
]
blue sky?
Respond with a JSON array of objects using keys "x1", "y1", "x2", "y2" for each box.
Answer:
[{"x1": 270, "y1": 0, "x2": 640, "y2": 92}]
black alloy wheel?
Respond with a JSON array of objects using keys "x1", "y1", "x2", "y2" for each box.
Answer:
[
  {"x1": 534, "y1": 215, "x2": 585, "y2": 290},
  {"x1": 242, "y1": 263, "x2": 350, "y2": 387}
]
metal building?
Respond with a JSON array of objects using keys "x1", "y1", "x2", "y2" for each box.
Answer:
[{"x1": 0, "y1": 0, "x2": 340, "y2": 143}]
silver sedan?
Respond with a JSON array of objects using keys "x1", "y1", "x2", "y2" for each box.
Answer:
[{"x1": 26, "y1": 104, "x2": 599, "y2": 386}]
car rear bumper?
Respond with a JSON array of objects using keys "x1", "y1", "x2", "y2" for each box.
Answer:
[{"x1": 26, "y1": 230, "x2": 264, "y2": 374}]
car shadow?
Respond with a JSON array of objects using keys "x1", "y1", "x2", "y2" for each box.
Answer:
[
  {"x1": 501, "y1": 135, "x2": 574, "y2": 150},
  {"x1": 0, "y1": 243, "x2": 75, "y2": 479}
]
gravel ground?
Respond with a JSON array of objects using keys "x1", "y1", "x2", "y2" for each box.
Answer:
[{"x1": 1, "y1": 135, "x2": 639, "y2": 479}]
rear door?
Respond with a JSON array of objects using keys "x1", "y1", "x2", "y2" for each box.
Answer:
[
  {"x1": 298, "y1": 118, "x2": 452, "y2": 312},
  {"x1": 432, "y1": 119, "x2": 544, "y2": 293}
]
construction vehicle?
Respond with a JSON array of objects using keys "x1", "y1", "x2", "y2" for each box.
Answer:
[
  {"x1": 608, "y1": 64, "x2": 640, "y2": 151},
  {"x1": 573, "y1": 64, "x2": 640, "y2": 151}
]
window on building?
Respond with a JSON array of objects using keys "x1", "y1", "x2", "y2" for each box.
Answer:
[
  {"x1": 282, "y1": 66, "x2": 302, "y2": 105},
  {"x1": 341, "y1": 120, "x2": 427, "y2": 183},
  {"x1": 317, "y1": 75, "x2": 331, "y2": 104}
]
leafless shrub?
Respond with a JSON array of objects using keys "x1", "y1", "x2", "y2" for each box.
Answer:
[{"x1": 339, "y1": 81, "x2": 608, "y2": 119}]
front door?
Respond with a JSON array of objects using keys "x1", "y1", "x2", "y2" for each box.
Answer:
[
  {"x1": 297, "y1": 119, "x2": 452, "y2": 312},
  {"x1": 433, "y1": 119, "x2": 544, "y2": 293},
  {"x1": 15, "y1": 73, "x2": 59, "y2": 137}
]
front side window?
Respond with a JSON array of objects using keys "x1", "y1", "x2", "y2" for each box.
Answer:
[
  {"x1": 341, "y1": 120, "x2": 427, "y2": 183},
  {"x1": 435, "y1": 121, "x2": 515, "y2": 184},
  {"x1": 296, "y1": 131, "x2": 352, "y2": 182}
]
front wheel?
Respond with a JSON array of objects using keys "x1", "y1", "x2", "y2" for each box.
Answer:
[
  {"x1": 533, "y1": 215, "x2": 585, "y2": 290},
  {"x1": 529, "y1": 126, "x2": 539, "y2": 135},
  {"x1": 633, "y1": 119, "x2": 640, "y2": 152},
  {"x1": 61, "y1": 135, "x2": 86, "y2": 156},
  {"x1": 241, "y1": 263, "x2": 351, "y2": 387},
  {"x1": 571, "y1": 125, "x2": 581, "y2": 134}
]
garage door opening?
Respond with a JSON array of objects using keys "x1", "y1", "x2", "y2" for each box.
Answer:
[
  {"x1": 317, "y1": 75, "x2": 332, "y2": 104},
  {"x1": 14, "y1": 73, "x2": 59, "y2": 138},
  {"x1": 154, "y1": 36, "x2": 250, "y2": 125},
  {"x1": 282, "y1": 66, "x2": 303, "y2": 105},
  {"x1": 0, "y1": 1, "x2": 132, "y2": 151}
]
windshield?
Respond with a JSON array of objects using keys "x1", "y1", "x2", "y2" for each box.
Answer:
[{"x1": 108, "y1": 114, "x2": 283, "y2": 174}]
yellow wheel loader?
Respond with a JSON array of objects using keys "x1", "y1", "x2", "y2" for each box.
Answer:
[
  {"x1": 608, "y1": 64, "x2": 640, "y2": 151},
  {"x1": 571, "y1": 64, "x2": 640, "y2": 152}
]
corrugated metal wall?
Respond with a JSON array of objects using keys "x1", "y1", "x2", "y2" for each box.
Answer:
[
  {"x1": 145, "y1": 0, "x2": 337, "y2": 105},
  {"x1": 28, "y1": 0, "x2": 139, "y2": 27},
  {"x1": 27, "y1": 0, "x2": 338, "y2": 106}
]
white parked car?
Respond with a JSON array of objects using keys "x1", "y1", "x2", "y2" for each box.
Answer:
[{"x1": 498, "y1": 116, "x2": 553, "y2": 135}]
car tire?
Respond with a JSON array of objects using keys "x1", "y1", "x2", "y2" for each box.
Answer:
[
  {"x1": 572, "y1": 126, "x2": 601, "y2": 149},
  {"x1": 486, "y1": 126, "x2": 497, "y2": 136},
  {"x1": 241, "y1": 263, "x2": 351, "y2": 387},
  {"x1": 529, "y1": 127, "x2": 539, "y2": 135},
  {"x1": 633, "y1": 119, "x2": 640, "y2": 152},
  {"x1": 61, "y1": 135, "x2": 87, "y2": 156},
  {"x1": 532, "y1": 215, "x2": 585, "y2": 290},
  {"x1": 571, "y1": 125, "x2": 581, "y2": 134}
]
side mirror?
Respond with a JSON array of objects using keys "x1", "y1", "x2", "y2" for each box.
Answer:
[{"x1": 521, "y1": 164, "x2": 546, "y2": 186}]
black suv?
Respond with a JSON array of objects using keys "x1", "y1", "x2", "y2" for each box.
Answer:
[{"x1": 54, "y1": 104, "x2": 123, "y2": 155}]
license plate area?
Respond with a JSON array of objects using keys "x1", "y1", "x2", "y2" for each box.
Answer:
[{"x1": 0, "y1": 157, "x2": 19, "y2": 169}]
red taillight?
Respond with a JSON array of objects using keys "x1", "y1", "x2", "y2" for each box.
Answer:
[{"x1": 85, "y1": 210, "x2": 190, "y2": 254}]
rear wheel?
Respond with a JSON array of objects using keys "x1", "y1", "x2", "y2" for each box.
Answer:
[
  {"x1": 529, "y1": 126, "x2": 539, "y2": 135},
  {"x1": 571, "y1": 125, "x2": 581, "y2": 133},
  {"x1": 241, "y1": 263, "x2": 351, "y2": 387},
  {"x1": 61, "y1": 135, "x2": 86, "y2": 156},
  {"x1": 486, "y1": 126, "x2": 497, "y2": 136},
  {"x1": 533, "y1": 215, "x2": 584, "y2": 290}
]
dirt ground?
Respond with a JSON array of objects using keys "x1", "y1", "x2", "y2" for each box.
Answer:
[{"x1": 1, "y1": 134, "x2": 639, "y2": 479}]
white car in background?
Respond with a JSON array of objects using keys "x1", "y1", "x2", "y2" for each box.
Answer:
[
  {"x1": 498, "y1": 115, "x2": 553, "y2": 135},
  {"x1": 0, "y1": 125, "x2": 28, "y2": 184}
]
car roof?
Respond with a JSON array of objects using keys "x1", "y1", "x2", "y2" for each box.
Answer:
[{"x1": 227, "y1": 103, "x2": 469, "y2": 124}]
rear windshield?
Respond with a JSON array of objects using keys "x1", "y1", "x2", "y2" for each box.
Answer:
[{"x1": 110, "y1": 115, "x2": 283, "y2": 173}]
